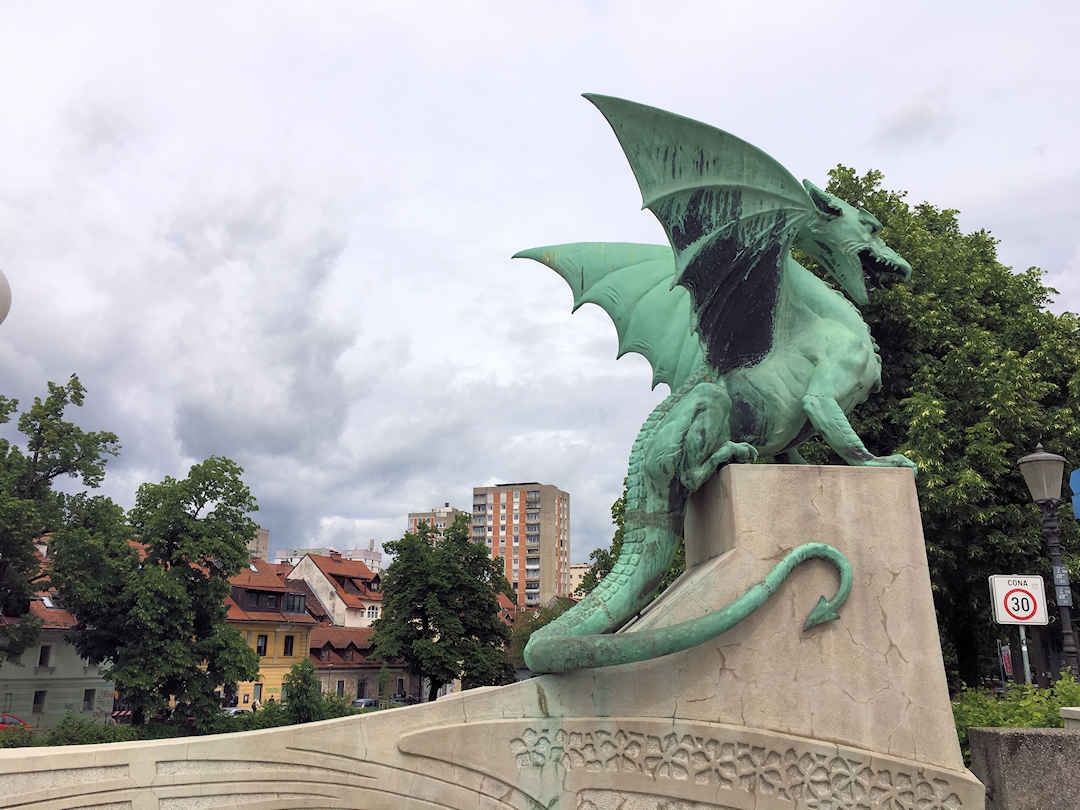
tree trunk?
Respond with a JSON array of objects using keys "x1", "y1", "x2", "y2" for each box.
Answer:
[
  {"x1": 427, "y1": 680, "x2": 441, "y2": 703},
  {"x1": 951, "y1": 601, "x2": 981, "y2": 688}
]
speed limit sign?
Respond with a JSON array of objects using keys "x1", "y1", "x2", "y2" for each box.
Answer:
[{"x1": 989, "y1": 575, "x2": 1049, "y2": 625}]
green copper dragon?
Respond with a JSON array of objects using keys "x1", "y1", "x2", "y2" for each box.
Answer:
[{"x1": 515, "y1": 94, "x2": 916, "y2": 674}]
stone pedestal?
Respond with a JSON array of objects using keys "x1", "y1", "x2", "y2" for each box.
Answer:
[{"x1": 0, "y1": 465, "x2": 984, "y2": 809}]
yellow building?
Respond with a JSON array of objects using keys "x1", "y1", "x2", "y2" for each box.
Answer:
[{"x1": 225, "y1": 559, "x2": 316, "y2": 706}]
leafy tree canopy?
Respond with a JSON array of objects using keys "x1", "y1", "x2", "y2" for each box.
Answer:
[
  {"x1": 372, "y1": 514, "x2": 515, "y2": 701},
  {"x1": 50, "y1": 456, "x2": 260, "y2": 724},
  {"x1": 0, "y1": 375, "x2": 119, "y2": 661}
]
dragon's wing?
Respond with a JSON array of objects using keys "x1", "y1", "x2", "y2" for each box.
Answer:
[
  {"x1": 585, "y1": 94, "x2": 815, "y2": 373},
  {"x1": 513, "y1": 242, "x2": 703, "y2": 391}
]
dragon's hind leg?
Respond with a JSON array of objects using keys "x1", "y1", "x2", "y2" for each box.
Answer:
[{"x1": 647, "y1": 380, "x2": 756, "y2": 494}]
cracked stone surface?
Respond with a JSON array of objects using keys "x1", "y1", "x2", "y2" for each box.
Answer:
[{"x1": 612, "y1": 464, "x2": 963, "y2": 768}]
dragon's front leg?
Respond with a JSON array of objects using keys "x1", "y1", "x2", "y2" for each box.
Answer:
[{"x1": 801, "y1": 344, "x2": 917, "y2": 472}]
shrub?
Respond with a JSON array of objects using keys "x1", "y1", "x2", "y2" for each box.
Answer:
[
  {"x1": 953, "y1": 671, "x2": 1080, "y2": 761},
  {"x1": 249, "y1": 700, "x2": 292, "y2": 729},
  {"x1": 46, "y1": 714, "x2": 142, "y2": 746},
  {"x1": 0, "y1": 726, "x2": 40, "y2": 748},
  {"x1": 321, "y1": 692, "x2": 354, "y2": 719}
]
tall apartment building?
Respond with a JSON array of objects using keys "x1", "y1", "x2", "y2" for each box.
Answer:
[
  {"x1": 407, "y1": 502, "x2": 468, "y2": 536},
  {"x1": 471, "y1": 483, "x2": 570, "y2": 608}
]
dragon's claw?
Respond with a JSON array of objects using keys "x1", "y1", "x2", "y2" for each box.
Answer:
[
  {"x1": 730, "y1": 442, "x2": 758, "y2": 462},
  {"x1": 863, "y1": 453, "x2": 918, "y2": 475}
]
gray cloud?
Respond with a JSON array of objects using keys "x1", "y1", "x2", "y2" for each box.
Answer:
[{"x1": 873, "y1": 92, "x2": 955, "y2": 149}]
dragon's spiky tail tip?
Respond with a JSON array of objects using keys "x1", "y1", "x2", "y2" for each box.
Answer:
[{"x1": 803, "y1": 595, "x2": 840, "y2": 630}]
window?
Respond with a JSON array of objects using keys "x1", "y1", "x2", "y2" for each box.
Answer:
[
  {"x1": 253, "y1": 684, "x2": 262, "y2": 703},
  {"x1": 320, "y1": 647, "x2": 329, "y2": 661},
  {"x1": 367, "y1": 605, "x2": 378, "y2": 619},
  {"x1": 337, "y1": 680, "x2": 345, "y2": 697},
  {"x1": 256, "y1": 635, "x2": 268, "y2": 656},
  {"x1": 243, "y1": 693, "x2": 250, "y2": 704},
  {"x1": 357, "y1": 680, "x2": 366, "y2": 698},
  {"x1": 397, "y1": 678, "x2": 404, "y2": 694},
  {"x1": 284, "y1": 593, "x2": 306, "y2": 613},
  {"x1": 283, "y1": 635, "x2": 294, "y2": 657},
  {"x1": 37, "y1": 645, "x2": 51, "y2": 667},
  {"x1": 32, "y1": 690, "x2": 46, "y2": 713},
  {"x1": 83, "y1": 689, "x2": 95, "y2": 712}
]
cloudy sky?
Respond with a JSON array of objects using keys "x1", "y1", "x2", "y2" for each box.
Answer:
[{"x1": 1, "y1": 2, "x2": 1077, "y2": 564}]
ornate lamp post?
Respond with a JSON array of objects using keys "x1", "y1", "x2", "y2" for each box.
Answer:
[{"x1": 1019, "y1": 444, "x2": 1080, "y2": 674}]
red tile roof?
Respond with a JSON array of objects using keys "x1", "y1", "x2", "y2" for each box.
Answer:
[
  {"x1": 308, "y1": 626, "x2": 385, "y2": 668},
  {"x1": 308, "y1": 553, "x2": 376, "y2": 580},
  {"x1": 310, "y1": 625, "x2": 375, "y2": 650},
  {"x1": 229, "y1": 558, "x2": 288, "y2": 592},
  {"x1": 225, "y1": 559, "x2": 315, "y2": 625},
  {"x1": 496, "y1": 592, "x2": 517, "y2": 626},
  {"x1": 304, "y1": 553, "x2": 382, "y2": 608},
  {"x1": 0, "y1": 595, "x2": 76, "y2": 630},
  {"x1": 269, "y1": 562, "x2": 294, "y2": 578}
]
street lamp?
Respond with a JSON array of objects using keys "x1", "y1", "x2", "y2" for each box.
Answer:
[
  {"x1": 0, "y1": 270, "x2": 10, "y2": 324},
  {"x1": 1018, "y1": 443, "x2": 1080, "y2": 674}
]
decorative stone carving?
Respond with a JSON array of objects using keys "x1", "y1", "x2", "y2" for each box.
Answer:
[{"x1": 510, "y1": 726, "x2": 965, "y2": 809}]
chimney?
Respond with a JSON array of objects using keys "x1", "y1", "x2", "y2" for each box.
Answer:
[
  {"x1": 329, "y1": 550, "x2": 342, "y2": 562},
  {"x1": 369, "y1": 538, "x2": 375, "y2": 551}
]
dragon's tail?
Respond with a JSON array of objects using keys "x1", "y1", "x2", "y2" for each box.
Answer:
[
  {"x1": 525, "y1": 542, "x2": 852, "y2": 673},
  {"x1": 524, "y1": 395, "x2": 683, "y2": 671}
]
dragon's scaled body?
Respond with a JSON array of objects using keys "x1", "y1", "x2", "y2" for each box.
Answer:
[{"x1": 516, "y1": 95, "x2": 916, "y2": 674}]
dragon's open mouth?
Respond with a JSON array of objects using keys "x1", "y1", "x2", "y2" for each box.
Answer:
[{"x1": 859, "y1": 247, "x2": 909, "y2": 288}]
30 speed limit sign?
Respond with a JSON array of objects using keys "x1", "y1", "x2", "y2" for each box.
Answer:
[{"x1": 989, "y1": 575, "x2": 1049, "y2": 625}]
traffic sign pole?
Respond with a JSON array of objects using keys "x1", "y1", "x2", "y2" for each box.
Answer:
[{"x1": 1019, "y1": 626, "x2": 1032, "y2": 684}]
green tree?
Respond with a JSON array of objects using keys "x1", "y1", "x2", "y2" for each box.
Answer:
[
  {"x1": 282, "y1": 658, "x2": 323, "y2": 724},
  {"x1": 373, "y1": 514, "x2": 515, "y2": 702},
  {"x1": 50, "y1": 457, "x2": 261, "y2": 724},
  {"x1": 799, "y1": 166, "x2": 1080, "y2": 686},
  {"x1": 0, "y1": 375, "x2": 120, "y2": 662}
]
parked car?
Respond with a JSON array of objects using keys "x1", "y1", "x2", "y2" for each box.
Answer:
[
  {"x1": 0, "y1": 713, "x2": 30, "y2": 732},
  {"x1": 221, "y1": 706, "x2": 252, "y2": 716},
  {"x1": 389, "y1": 693, "x2": 418, "y2": 706},
  {"x1": 351, "y1": 698, "x2": 378, "y2": 710}
]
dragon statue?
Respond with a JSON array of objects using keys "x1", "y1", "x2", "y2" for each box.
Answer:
[{"x1": 515, "y1": 94, "x2": 917, "y2": 674}]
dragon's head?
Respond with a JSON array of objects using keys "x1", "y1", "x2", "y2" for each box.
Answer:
[{"x1": 794, "y1": 181, "x2": 911, "y2": 306}]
